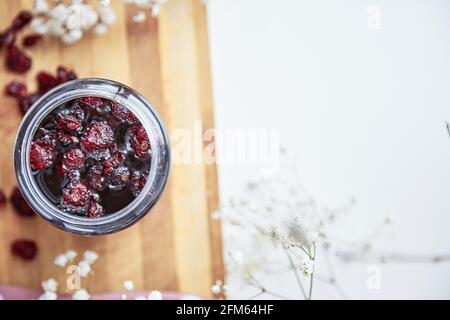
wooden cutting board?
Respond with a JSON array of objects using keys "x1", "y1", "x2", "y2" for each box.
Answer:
[{"x1": 0, "y1": 0, "x2": 223, "y2": 297}]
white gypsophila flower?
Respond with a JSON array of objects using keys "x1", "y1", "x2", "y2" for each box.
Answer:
[
  {"x1": 151, "y1": 4, "x2": 160, "y2": 17},
  {"x1": 39, "y1": 291, "x2": 58, "y2": 300},
  {"x1": 83, "y1": 250, "x2": 98, "y2": 264},
  {"x1": 46, "y1": 19, "x2": 66, "y2": 36},
  {"x1": 66, "y1": 13, "x2": 82, "y2": 30},
  {"x1": 94, "y1": 23, "x2": 108, "y2": 35},
  {"x1": 80, "y1": 5, "x2": 98, "y2": 30},
  {"x1": 98, "y1": 5, "x2": 116, "y2": 26},
  {"x1": 31, "y1": 18, "x2": 49, "y2": 35},
  {"x1": 132, "y1": 11, "x2": 146, "y2": 23},
  {"x1": 123, "y1": 280, "x2": 135, "y2": 292},
  {"x1": 77, "y1": 260, "x2": 91, "y2": 277},
  {"x1": 62, "y1": 29, "x2": 83, "y2": 44},
  {"x1": 54, "y1": 254, "x2": 68, "y2": 267},
  {"x1": 64, "y1": 250, "x2": 77, "y2": 261},
  {"x1": 300, "y1": 256, "x2": 314, "y2": 276},
  {"x1": 33, "y1": 0, "x2": 49, "y2": 14},
  {"x1": 148, "y1": 291, "x2": 162, "y2": 300},
  {"x1": 211, "y1": 280, "x2": 222, "y2": 295},
  {"x1": 50, "y1": 4, "x2": 69, "y2": 22},
  {"x1": 73, "y1": 289, "x2": 90, "y2": 300},
  {"x1": 41, "y1": 278, "x2": 58, "y2": 292}
]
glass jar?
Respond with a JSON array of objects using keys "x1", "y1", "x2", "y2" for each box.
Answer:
[{"x1": 13, "y1": 78, "x2": 170, "y2": 236}]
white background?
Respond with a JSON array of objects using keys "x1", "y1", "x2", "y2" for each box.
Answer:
[{"x1": 207, "y1": 0, "x2": 450, "y2": 299}]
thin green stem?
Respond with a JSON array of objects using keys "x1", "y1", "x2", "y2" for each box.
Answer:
[{"x1": 285, "y1": 249, "x2": 307, "y2": 299}]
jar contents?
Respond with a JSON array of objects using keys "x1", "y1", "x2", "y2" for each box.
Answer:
[{"x1": 30, "y1": 97, "x2": 151, "y2": 218}]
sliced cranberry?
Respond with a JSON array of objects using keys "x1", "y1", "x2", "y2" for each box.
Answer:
[
  {"x1": 10, "y1": 187, "x2": 35, "y2": 217},
  {"x1": 22, "y1": 34, "x2": 42, "y2": 47},
  {"x1": 62, "y1": 149, "x2": 84, "y2": 171},
  {"x1": 0, "y1": 189, "x2": 6, "y2": 205},
  {"x1": 30, "y1": 141, "x2": 52, "y2": 170},
  {"x1": 5, "y1": 45, "x2": 32, "y2": 73},
  {"x1": 81, "y1": 121, "x2": 114, "y2": 152},
  {"x1": 86, "y1": 201, "x2": 104, "y2": 218},
  {"x1": 111, "y1": 102, "x2": 138, "y2": 124},
  {"x1": 129, "y1": 125, "x2": 151, "y2": 158},
  {"x1": 37, "y1": 71, "x2": 59, "y2": 94},
  {"x1": 56, "y1": 107, "x2": 85, "y2": 133},
  {"x1": 11, "y1": 239, "x2": 37, "y2": 260},
  {"x1": 5, "y1": 80, "x2": 27, "y2": 98},
  {"x1": 62, "y1": 182, "x2": 91, "y2": 207},
  {"x1": 87, "y1": 165, "x2": 106, "y2": 191},
  {"x1": 77, "y1": 96, "x2": 105, "y2": 111},
  {"x1": 11, "y1": 11, "x2": 33, "y2": 31},
  {"x1": 107, "y1": 166, "x2": 130, "y2": 191},
  {"x1": 56, "y1": 66, "x2": 77, "y2": 83},
  {"x1": 130, "y1": 170, "x2": 148, "y2": 196},
  {"x1": 19, "y1": 93, "x2": 40, "y2": 114}
]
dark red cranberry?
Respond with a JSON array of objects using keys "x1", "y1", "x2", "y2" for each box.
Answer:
[
  {"x1": 19, "y1": 93, "x2": 40, "y2": 114},
  {"x1": 10, "y1": 187, "x2": 35, "y2": 217},
  {"x1": 56, "y1": 107, "x2": 85, "y2": 132},
  {"x1": 77, "y1": 97, "x2": 105, "y2": 111},
  {"x1": 0, "y1": 28, "x2": 16, "y2": 49},
  {"x1": 130, "y1": 171, "x2": 148, "y2": 196},
  {"x1": 35, "y1": 130, "x2": 57, "y2": 152},
  {"x1": 5, "y1": 45, "x2": 32, "y2": 73},
  {"x1": 104, "y1": 148, "x2": 126, "y2": 169},
  {"x1": 22, "y1": 34, "x2": 42, "y2": 47},
  {"x1": 111, "y1": 102, "x2": 138, "y2": 124},
  {"x1": 87, "y1": 165, "x2": 106, "y2": 191},
  {"x1": 62, "y1": 182, "x2": 91, "y2": 207},
  {"x1": 11, "y1": 239, "x2": 37, "y2": 260},
  {"x1": 62, "y1": 149, "x2": 84, "y2": 171},
  {"x1": 11, "y1": 11, "x2": 33, "y2": 31},
  {"x1": 107, "y1": 166, "x2": 130, "y2": 191},
  {"x1": 37, "y1": 71, "x2": 59, "y2": 94},
  {"x1": 5, "y1": 80, "x2": 27, "y2": 98},
  {"x1": 30, "y1": 141, "x2": 52, "y2": 170},
  {"x1": 81, "y1": 121, "x2": 114, "y2": 152},
  {"x1": 56, "y1": 131, "x2": 79, "y2": 145},
  {"x1": 56, "y1": 66, "x2": 77, "y2": 83},
  {"x1": 0, "y1": 189, "x2": 6, "y2": 205},
  {"x1": 86, "y1": 201, "x2": 104, "y2": 218},
  {"x1": 129, "y1": 125, "x2": 151, "y2": 158}
]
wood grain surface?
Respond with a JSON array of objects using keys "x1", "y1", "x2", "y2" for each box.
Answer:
[{"x1": 0, "y1": 0, "x2": 223, "y2": 297}]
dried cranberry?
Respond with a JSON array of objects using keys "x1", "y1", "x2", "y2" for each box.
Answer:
[
  {"x1": 11, "y1": 11, "x2": 33, "y2": 31},
  {"x1": 0, "y1": 189, "x2": 6, "y2": 205},
  {"x1": 56, "y1": 66, "x2": 77, "y2": 83},
  {"x1": 62, "y1": 149, "x2": 84, "y2": 171},
  {"x1": 104, "y1": 147, "x2": 126, "y2": 169},
  {"x1": 36, "y1": 130, "x2": 57, "y2": 151},
  {"x1": 11, "y1": 239, "x2": 37, "y2": 260},
  {"x1": 130, "y1": 171, "x2": 148, "y2": 196},
  {"x1": 57, "y1": 131, "x2": 79, "y2": 145},
  {"x1": 107, "y1": 166, "x2": 130, "y2": 191},
  {"x1": 5, "y1": 45, "x2": 32, "y2": 73},
  {"x1": 111, "y1": 102, "x2": 138, "y2": 124},
  {"x1": 37, "y1": 71, "x2": 59, "y2": 94},
  {"x1": 30, "y1": 141, "x2": 52, "y2": 170},
  {"x1": 77, "y1": 97, "x2": 105, "y2": 111},
  {"x1": 10, "y1": 187, "x2": 35, "y2": 217},
  {"x1": 62, "y1": 182, "x2": 91, "y2": 207},
  {"x1": 81, "y1": 121, "x2": 114, "y2": 152},
  {"x1": 129, "y1": 125, "x2": 151, "y2": 158},
  {"x1": 87, "y1": 201, "x2": 104, "y2": 218},
  {"x1": 0, "y1": 28, "x2": 16, "y2": 49},
  {"x1": 56, "y1": 107, "x2": 85, "y2": 132},
  {"x1": 88, "y1": 165, "x2": 106, "y2": 191},
  {"x1": 5, "y1": 80, "x2": 27, "y2": 98},
  {"x1": 22, "y1": 34, "x2": 42, "y2": 47},
  {"x1": 19, "y1": 93, "x2": 40, "y2": 114}
]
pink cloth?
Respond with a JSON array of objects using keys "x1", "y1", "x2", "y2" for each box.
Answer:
[{"x1": 0, "y1": 285, "x2": 200, "y2": 300}]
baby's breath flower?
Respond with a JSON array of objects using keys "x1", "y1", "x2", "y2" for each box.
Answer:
[
  {"x1": 39, "y1": 291, "x2": 58, "y2": 300},
  {"x1": 73, "y1": 289, "x2": 90, "y2": 300},
  {"x1": 123, "y1": 280, "x2": 135, "y2": 292},
  {"x1": 83, "y1": 250, "x2": 99, "y2": 264},
  {"x1": 148, "y1": 290, "x2": 162, "y2": 300},
  {"x1": 211, "y1": 280, "x2": 222, "y2": 295},
  {"x1": 54, "y1": 254, "x2": 68, "y2": 267},
  {"x1": 94, "y1": 23, "x2": 108, "y2": 35},
  {"x1": 77, "y1": 260, "x2": 91, "y2": 277},
  {"x1": 41, "y1": 278, "x2": 58, "y2": 292},
  {"x1": 98, "y1": 5, "x2": 116, "y2": 26},
  {"x1": 132, "y1": 11, "x2": 147, "y2": 23},
  {"x1": 33, "y1": 0, "x2": 49, "y2": 14},
  {"x1": 300, "y1": 256, "x2": 314, "y2": 276},
  {"x1": 65, "y1": 250, "x2": 77, "y2": 261}
]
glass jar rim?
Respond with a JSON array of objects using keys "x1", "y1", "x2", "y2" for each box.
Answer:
[{"x1": 13, "y1": 78, "x2": 171, "y2": 235}]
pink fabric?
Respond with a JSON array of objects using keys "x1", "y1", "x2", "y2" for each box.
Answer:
[{"x1": 0, "y1": 285, "x2": 201, "y2": 300}]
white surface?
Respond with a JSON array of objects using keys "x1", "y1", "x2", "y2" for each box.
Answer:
[{"x1": 207, "y1": 0, "x2": 450, "y2": 299}]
